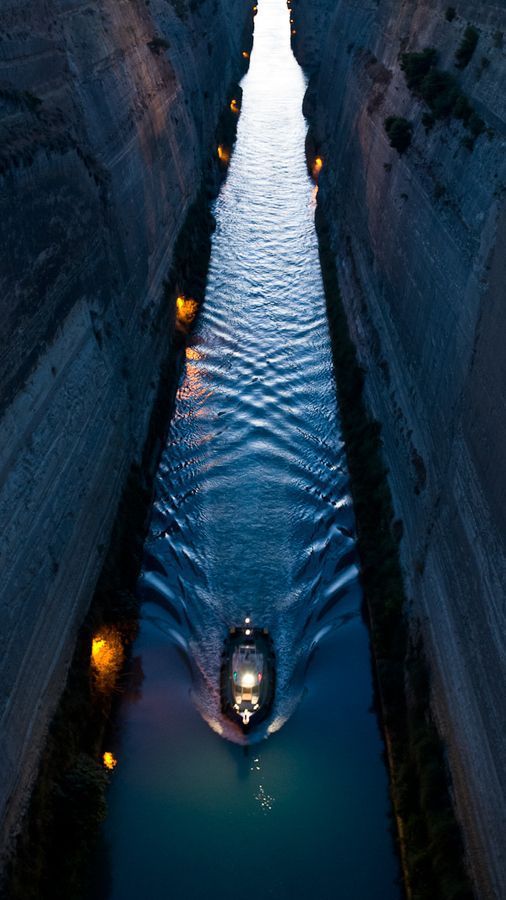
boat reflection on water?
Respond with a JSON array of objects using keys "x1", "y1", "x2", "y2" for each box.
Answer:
[{"x1": 220, "y1": 618, "x2": 275, "y2": 734}]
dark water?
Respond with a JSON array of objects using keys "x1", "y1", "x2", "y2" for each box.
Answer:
[{"x1": 92, "y1": 0, "x2": 401, "y2": 896}]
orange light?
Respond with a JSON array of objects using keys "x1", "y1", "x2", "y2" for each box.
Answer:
[
  {"x1": 313, "y1": 156, "x2": 323, "y2": 178},
  {"x1": 217, "y1": 144, "x2": 230, "y2": 164},
  {"x1": 230, "y1": 98, "x2": 240, "y2": 114},
  {"x1": 242, "y1": 51, "x2": 250, "y2": 59},
  {"x1": 103, "y1": 751, "x2": 118, "y2": 770},
  {"x1": 91, "y1": 628, "x2": 124, "y2": 693},
  {"x1": 176, "y1": 295, "x2": 199, "y2": 326}
]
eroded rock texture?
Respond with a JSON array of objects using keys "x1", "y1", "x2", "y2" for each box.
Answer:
[
  {"x1": 293, "y1": 1, "x2": 506, "y2": 896},
  {"x1": 0, "y1": 0, "x2": 250, "y2": 854}
]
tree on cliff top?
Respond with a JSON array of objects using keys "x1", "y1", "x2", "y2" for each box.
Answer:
[
  {"x1": 400, "y1": 48, "x2": 438, "y2": 92},
  {"x1": 455, "y1": 25, "x2": 479, "y2": 68},
  {"x1": 384, "y1": 117, "x2": 413, "y2": 154}
]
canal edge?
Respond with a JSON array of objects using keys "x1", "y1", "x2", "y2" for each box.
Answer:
[{"x1": 0, "y1": 12, "x2": 256, "y2": 896}]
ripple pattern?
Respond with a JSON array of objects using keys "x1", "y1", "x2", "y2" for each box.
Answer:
[{"x1": 139, "y1": 0, "x2": 360, "y2": 741}]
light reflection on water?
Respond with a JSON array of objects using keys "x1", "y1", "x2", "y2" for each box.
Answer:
[{"x1": 89, "y1": 0, "x2": 402, "y2": 896}]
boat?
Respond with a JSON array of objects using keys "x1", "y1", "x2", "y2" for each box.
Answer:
[{"x1": 220, "y1": 619, "x2": 275, "y2": 731}]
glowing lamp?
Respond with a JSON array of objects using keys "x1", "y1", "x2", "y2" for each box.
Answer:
[
  {"x1": 176, "y1": 295, "x2": 198, "y2": 325},
  {"x1": 103, "y1": 751, "x2": 118, "y2": 770},
  {"x1": 217, "y1": 144, "x2": 230, "y2": 164}
]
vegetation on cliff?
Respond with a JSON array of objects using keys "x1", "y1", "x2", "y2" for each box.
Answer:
[
  {"x1": 384, "y1": 116, "x2": 413, "y2": 154},
  {"x1": 399, "y1": 47, "x2": 485, "y2": 147},
  {"x1": 455, "y1": 26, "x2": 479, "y2": 69}
]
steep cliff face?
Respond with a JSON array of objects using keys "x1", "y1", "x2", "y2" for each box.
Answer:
[
  {"x1": 293, "y1": 0, "x2": 506, "y2": 896},
  {"x1": 0, "y1": 0, "x2": 250, "y2": 854}
]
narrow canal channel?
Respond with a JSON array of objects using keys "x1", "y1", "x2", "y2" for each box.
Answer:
[{"x1": 89, "y1": 0, "x2": 401, "y2": 896}]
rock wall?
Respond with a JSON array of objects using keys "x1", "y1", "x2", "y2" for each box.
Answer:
[
  {"x1": 292, "y1": 1, "x2": 506, "y2": 896},
  {"x1": 0, "y1": 0, "x2": 251, "y2": 855}
]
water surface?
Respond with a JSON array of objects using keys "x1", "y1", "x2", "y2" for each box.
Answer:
[{"x1": 91, "y1": 1, "x2": 401, "y2": 896}]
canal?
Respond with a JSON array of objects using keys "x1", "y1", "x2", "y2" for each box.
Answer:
[{"x1": 88, "y1": 0, "x2": 402, "y2": 896}]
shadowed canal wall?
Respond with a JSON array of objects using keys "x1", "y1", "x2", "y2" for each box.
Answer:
[
  {"x1": 0, "y1": 0, "x2": 253, "y2": 861},
  {"x1": 291, "y1": 1, "x2": 506, "y2": 896}
]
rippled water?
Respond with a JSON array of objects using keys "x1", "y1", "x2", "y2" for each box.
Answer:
[{"x1": 89, "y1": 0, "x2": 401, "y2": 896}]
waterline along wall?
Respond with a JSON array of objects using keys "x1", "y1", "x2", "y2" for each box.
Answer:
[
  {"x1": 291, "y1": 0, "x2": 506, "y2": 896},
  {"x1": 0, "y1": 0, "x2": 253, "y2": 860}
]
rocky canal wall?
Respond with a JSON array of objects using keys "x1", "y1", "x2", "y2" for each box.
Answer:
[
  {"x1": 0, "y1": 0, "x2": 251, "y2": 856},
  {"x1": 292, "y1": 1, "x2": 506, "y2": 896}
]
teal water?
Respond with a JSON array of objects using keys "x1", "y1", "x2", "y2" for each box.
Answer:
[{"x1": 89, "y1": 1, "x2": 402, "y2": 896}]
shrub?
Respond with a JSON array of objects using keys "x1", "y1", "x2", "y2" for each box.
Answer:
[
  {"x1": 455, "y1": 25, "x2": 479, "y2": 68},
  {"x1": 401, "y1": 49, "x2": 487, "y2": 142},
  {"x1": 422, "y1": 111, "x2": 435, "y2": 131},
  {"x1": 400, "y1": 48, "x2": 438, "y2": 91},
  {"x1": 420, "y1": 69, "x2": 460, "y2": 117},
  {"x1": 468, "y1": 112, "x2": 485, "y2": 137},
  {"x1": 452, "y1": 93, "x2": 472, "y2": 122},
  {"x1": 56, "y1": 755, "x2": 108, "y2": 844},
  {"x1": 385, "y1": 116, "x2": 413, "y2": 153},
  {"x1": 147, "y1": 36, "x2": 170, "y2": 54},
  {"x1": 445, "y1": 7, "x2": 456, "y2": 22}
]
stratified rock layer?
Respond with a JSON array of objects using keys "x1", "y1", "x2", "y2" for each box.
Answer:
[
  {"x1": 293, "y1": 1, "x2": 506, "y2": 896},
  {"x1": 0, "y1": 0, "x2": 250, "y2": 854}
]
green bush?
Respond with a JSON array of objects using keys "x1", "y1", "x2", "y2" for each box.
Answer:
[
  {"x1": 400, "y1": 48, "x2": 438, "y2": 91},
  {"x1": 147, "y1": 36, "x2": 170, "y2": 54},
  {"x1": 401, "y1": 49, "x2": 487, "y2": 143},
  {"x1": 420, "y1": 69, "x2": 460, "y2": 117},
  {"x1": 56, "y1": 755, "x2": 108, "y2": 844},
  {"x1": 455, "y1": 25, "x2": 479, "y2": 68},
  {"x1": 452, "y1": 94, "x2": 472, "y2": 122},
  {"x1": 422, "y1": 111, "x2": 435, "y2": 131},
  {"x1": 384, "y1": 116, "x2": 413, "y2": 153},
  {"x1": 468, "y1": 112, "x2": 485, "y2": 137}
]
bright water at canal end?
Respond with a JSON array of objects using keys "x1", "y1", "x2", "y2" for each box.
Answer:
[{"x1": 91, "y1": 0, "x2": 402, "y2": 896}]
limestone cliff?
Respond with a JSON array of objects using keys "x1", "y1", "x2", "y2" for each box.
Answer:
[
  {"x1": 0, "y1": 0, "x2": 251, "y2": 855},
  {"x1": 292, "y1": 0, "x2": 506, "y2": 896}
]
